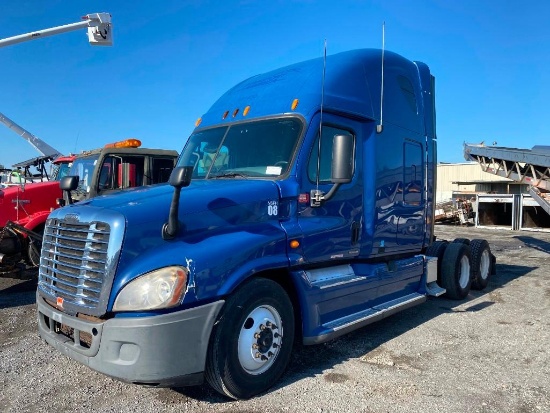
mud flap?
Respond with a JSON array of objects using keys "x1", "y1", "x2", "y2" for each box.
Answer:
[{"x1": 490, "y1": 253, "x2": 497, "y2": 275}]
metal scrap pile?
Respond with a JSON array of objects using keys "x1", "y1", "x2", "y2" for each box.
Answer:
[{"x1": 434, "y1": 198, "x2": 474, "y2": 225}]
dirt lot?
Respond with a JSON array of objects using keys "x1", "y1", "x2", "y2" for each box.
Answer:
[{"x1": 1, "y1": 225, "x2": 549, "y2": 413}]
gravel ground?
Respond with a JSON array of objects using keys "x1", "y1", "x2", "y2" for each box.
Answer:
[{"x1": 1, "y1": 225, "x2": 549, "y2": 413}]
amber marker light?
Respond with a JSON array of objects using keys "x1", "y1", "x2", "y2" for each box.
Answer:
[
  {"x1": 232, "y1": 108, "x2": 239, "y2": 117},
  {"x1": 104, "y1": 138, "x2": 142, "y2": 148},
  {"x1": 243, "y1": 105, "x2": 251, "y2": 116},
  {"x1": 222, "y1": 111, "x2": 229, "y2": 119},
  {"x1": 290, "y1": 240, "x2": 300, "y2": 249},
  {"x1": 195, "y1": 117, "x2": 202, "y2": 127},
  {"x1": 291, "y1": 99, "x2": 299, "y2": 110}
]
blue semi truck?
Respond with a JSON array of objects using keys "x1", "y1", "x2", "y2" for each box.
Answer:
[{"x1": 36, "y1": 49, "x2": 494, "y2": 399}]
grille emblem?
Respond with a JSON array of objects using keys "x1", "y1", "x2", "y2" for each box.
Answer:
[{"x1": 64, "y1": 213, "x2": 80, "y2": 223}]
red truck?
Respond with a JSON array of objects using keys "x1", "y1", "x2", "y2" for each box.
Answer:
[
  {"x1": 0, "y1": 139, "x2": 178, "y2": 275},
  {"x1": 1, "y1": 155, "x2": 73, "y2": 226}
]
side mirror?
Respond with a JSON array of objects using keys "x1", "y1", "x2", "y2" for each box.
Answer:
[
  {"x1": 311, "y1": 134, "x2": 354, "y2": 207},
  {"x1": 331, "y1": 134, "x2": 354, "y2": 184},
  {"x1": 169, "y1": 166, "x2": 193, "y2": 188},
  {"x1": 163, "y1": 166, "x2": 194, "y2": 240},
  {"x1": 60, "y1": 176, "x2": 79, "y2": 191},
  {"x1": 60, "y1": 175, "x2": 79, "y2": 205}
]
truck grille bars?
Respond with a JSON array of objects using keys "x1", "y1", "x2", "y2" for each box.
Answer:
[{"x1": 38, "y1": 218, "x2": 111, "y2": 315}]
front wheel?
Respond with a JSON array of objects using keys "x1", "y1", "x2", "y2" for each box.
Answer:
[{"x1": 205, "y1": 278, "x2": 295, "y2": 399}]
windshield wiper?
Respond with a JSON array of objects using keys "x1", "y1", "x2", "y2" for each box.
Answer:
[{"x1": 209, "y1": 172, "x2": 249, "y2": 179}]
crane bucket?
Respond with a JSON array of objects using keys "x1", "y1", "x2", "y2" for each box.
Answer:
[{"x1": 86, "y1": 13, "x2": 113, "y2": 46}]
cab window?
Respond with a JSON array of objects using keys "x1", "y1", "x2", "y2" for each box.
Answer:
[{"x1": 308, "y1": 125, "x2": 355, "y2": 183}]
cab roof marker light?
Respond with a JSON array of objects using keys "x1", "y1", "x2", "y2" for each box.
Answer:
[
  {"x1": 195, "y1": 117, "x2": 202, "y2": 127},
  {"x1": 104, "y1": 138, "x2": 141, "y2": 149},
  {"x1": 243, "y1": 106, "x2": 250, "y2": 116},
  {"x1": 222, "y1": 111, "x2": 229, "y2": 120},
  {"x1": 291, "y1": 99, "x2": 299, "y2": 110},
  {"x1": 232, "y1": 108, "x2": 239, "y2": 118}
]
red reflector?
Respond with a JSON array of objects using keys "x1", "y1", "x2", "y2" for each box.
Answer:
[
  {"x1": 56, "y1": 297, "x2": 64, "y2": 308},
  {"x1": 298, "y1": 193, "x2": 309, "y2": 204}
]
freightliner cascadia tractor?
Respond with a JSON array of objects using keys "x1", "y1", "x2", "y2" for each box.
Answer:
[{"x1": 36, "y1": 49, "x2": 494, "y2": 399}]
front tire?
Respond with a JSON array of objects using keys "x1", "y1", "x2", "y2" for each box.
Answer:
[{"x1": 205, "y1": 278, "x2": 295, "y2": 399}]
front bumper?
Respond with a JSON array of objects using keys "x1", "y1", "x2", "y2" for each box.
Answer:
[{"x1": 37, "y1": 294, "x2": 225, "y2": 386}]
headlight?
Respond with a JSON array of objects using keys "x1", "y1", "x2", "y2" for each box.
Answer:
[{"x1": 113, "y1": 266, "x2": 188, "y2": 311}]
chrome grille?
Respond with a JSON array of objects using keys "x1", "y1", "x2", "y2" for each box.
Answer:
[{"x1": 39, "y1": 218, "x2": 110, "y2": 310}]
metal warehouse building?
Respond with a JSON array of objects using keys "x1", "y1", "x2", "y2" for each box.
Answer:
[
  {"x1": 436, "y1": 162, "x2": 525, "y2": 201},
  {"x1": 436, "y1": 162, "x2": 549, "y2": 231}
]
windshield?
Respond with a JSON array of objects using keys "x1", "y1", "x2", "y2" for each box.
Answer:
[
  {"x1": 68, "y1": 154, "x2": 100, "y2": 196},
  {"x1": 177, "y1": 117, "x2": 303, "y2": 179},
  {"x1": 0, "y1": 171, "x2": 8, "y2": 187},
  {"x1": 51, "y1": 161, "x2": 72, "y2": 181}
]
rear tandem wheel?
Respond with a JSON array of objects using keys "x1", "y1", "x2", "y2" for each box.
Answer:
[
  {"x1": 470, "y1": 239, "x2": 492, "y2": 290},
  {"x1": 425, "y1": 240, "x2": 448, "y2": 284},
  {"x1": 440, "y1": 242, "x2": 472, "y2": 300}
]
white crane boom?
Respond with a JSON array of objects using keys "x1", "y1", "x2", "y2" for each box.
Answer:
[
  {"x1": 0, "y1": 112, "x2": 62, "y2": 158},
  {"x1": 0, "y1": 12, "x2": 112, "y2": 48},
  {"x1": 0, "y1": 12, "x2": 113, "y2": 161}
]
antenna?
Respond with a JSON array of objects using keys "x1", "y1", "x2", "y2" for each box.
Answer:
[
  {"x1": 74, "y1": 128, "x2": 81, "y2": 154},
  {"x1": 315, "y1": 39, "x2": 327, "y2": 191},
  {"x1": 377, "y1": 21, "x2": 385, "y2": 134}
]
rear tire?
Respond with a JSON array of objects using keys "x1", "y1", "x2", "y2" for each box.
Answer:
[
  {"x1": 425, "y1": 240, "x2": 448, "y2": 283},
  {"x1": 0, "y1": 232, "x2": 21, "y2": 255},
  {"x1": 205, "y1": 278, "x2": 295, "y2": 399},
  {"x1": 470, "y1": 239, "x2": 491, "y2": 290},
  {"x1": 440, "y1": 242, "x2": 472, "y2": 300},
  {"x1": 452, "y1": 238, "x2": 470, "y2": 245}
]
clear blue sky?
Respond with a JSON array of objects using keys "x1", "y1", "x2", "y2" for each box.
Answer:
[{"x1": 1, "y1": 1, "x2": 549, "y2": 169}]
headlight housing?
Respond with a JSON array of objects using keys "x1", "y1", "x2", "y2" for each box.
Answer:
[{"x1": 113, "y1": 266, "x2": 188, "y2": 311}]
